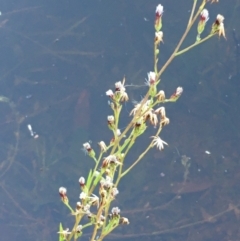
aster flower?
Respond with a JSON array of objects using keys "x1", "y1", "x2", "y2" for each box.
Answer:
[
  {"x1": 145, "y1": 71, "x2": 157, "y2": 86},
  {"x1": 151, "y1": 136, "x2": 168, "y2": 151},
  {"x1": 156, "y1": 90, "x2": 165, "y2": 102}
]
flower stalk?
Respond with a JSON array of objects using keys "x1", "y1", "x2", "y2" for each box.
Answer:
[{"x1": 58, "y1": 1, "x2": 226, "y2": 241}]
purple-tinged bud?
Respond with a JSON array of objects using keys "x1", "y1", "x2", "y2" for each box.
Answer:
[
  {"x1": 83, "y1": 142, "x2": 95, "y2": 158},
  {"x1": 79, "y1": 177, "x2": 85, "y2": 187},
  {"x1": 155, "y1": 4, "x2": 163, "y2": 31},
  {"x1": 59, "y1": 187, "x2": 68, "y2": 204},
  {"x1": 169, "y1": 87, "x2": 183, "y2": 102},
  {"x1": 197, "y1": 9, "x2": 209, "y2": 38}
]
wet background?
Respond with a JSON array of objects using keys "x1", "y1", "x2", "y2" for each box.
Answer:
[{"x1": 0, "y1": 0, "x2": 240, "y2": 240}]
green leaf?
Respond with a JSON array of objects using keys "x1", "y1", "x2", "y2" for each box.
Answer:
[
  {"x1": 86, "y1": 169, "x2": 93, "y2": 189},
  {"x1": 59, "y1": 223, "x2": 64, "y2": 241}
]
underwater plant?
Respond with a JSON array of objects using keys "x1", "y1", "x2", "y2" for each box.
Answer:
[{"x1": 58, "y1": 1, "x2": 226, "y2": 240}]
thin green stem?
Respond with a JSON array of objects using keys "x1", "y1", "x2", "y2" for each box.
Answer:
[
  {"x1": 175, "y1": 33, "x2": 215, "y2": 56},
  {"x1": 121, "y1": 124, "x2": 163, "y2": 178},
  {"x1": 157, "y1": 1, "x2": 204, "y2": 79},
  {"x1": 187, "y1": 0, "x2": 198, "y2": 27}
]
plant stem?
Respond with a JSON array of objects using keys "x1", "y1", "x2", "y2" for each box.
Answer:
[
  {"x1": 157, "y1": 0, "x2": 204, "y2": 79},
  {"x1": 175, "y1": 33, "x2": 215, "y2": 56}
]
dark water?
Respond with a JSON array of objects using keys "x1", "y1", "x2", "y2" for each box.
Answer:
[{"x1": 0, "y1": 0, "x2": 240, "y2": 241}]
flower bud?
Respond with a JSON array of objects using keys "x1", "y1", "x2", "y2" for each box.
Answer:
[
  {"x1": 197, "y1": 9, "x2": 209, "y2": 38},
  {"x1": 98, "y1": 141, "x2": 107, "y2": 152},
  {"x1": 155, "y1": 4, "x2": 163, "y2": 31},
  {"x1": 107, "y1": 115, "x2": 115, "y2": 130},
  {"x1": 59, "y1": 187, "x2": 68, "y2": 204},
  {"x1": 83, "y1": 142, "x2": 95, "y2": 158},
  {"x1": 169, "y1": 87, "x2": 183, "y2": 102},
  {"x1": 79, "y1": 177, "x2": 85, "y2": 187}
]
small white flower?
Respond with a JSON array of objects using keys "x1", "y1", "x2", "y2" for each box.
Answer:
[
  {"x1": 115, "y1": 81, "x2": 125, "y2": 92},
  {"x1": 79, "y1": 191, "x2": 87, "y2": 200},
  {"x1": 111, "y1": 187, "x2": 119, "y2": 197},
  {"x1": 83, "y1": 142, "x2": 91, "y2": 151},
  {"x1": 59, "y1": 187, "x2": 67, "y2": 195},
  {"x1": 106, "y1": 89, "x2": 114, "y2": 97},
  {"x1": 89, "y1": 194, "x2": 99, "y2": 207},
  {"x1": 107, "y1": 115, "x2": 115, "y2": 123},
  {"x1": 145, "y1": 71, "x2": 157, "y2": 86},
  {"x1": 79, "y1": 177, "x2": 85, "y2": 186},
  {"x1": 201, "y1": 9, "x2": 209, "y2": 22},
  {"x1": 156, "y1": 4, "x2": 163, "y2": 16},
  {"x1": 151, "y1": 136, "x2": 168, "y2": 151},
  {"x1": 111, "y1": 207, "x2": 121, "y2": 215},
  {"x1": 175, "y1": 87, "x2": 183, "y2": 96},
  {"x1": 116, "y1": 129, "x2": 121, "y2": 136}
]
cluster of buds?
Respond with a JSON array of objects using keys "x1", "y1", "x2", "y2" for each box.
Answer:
[
  {"x1": 102, "y1": 155, "x2": 122, "y2": 169},
  {"x1": 211, "y1": 14, "x2": 226, "y2": 39},
  {"x1": 106, "y1": 78, "x2": 129, "y2": 104}
]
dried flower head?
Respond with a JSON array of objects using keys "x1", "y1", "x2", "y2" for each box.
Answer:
[
  {"x1": 151, "y1": 136, "x2": 168, "y2": 151},
  {"x1": 211, "y1": 14, "x2": 226, "y2": 39},
  {"x1": 156, "y1": 90, "x2": 165, "y2": 102},
  {"x1": 120, "y1": 217, "x2": 130, "y2": 225},
  {"x1": 155, "y1": 31, "x2": 164, "y2": 45},
  {"x1": 155, "y1": 107, "x2": 166, "y2": 118},
  {"x1": 98, "y1": 141, "x2": 107, "y2": 152}
]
